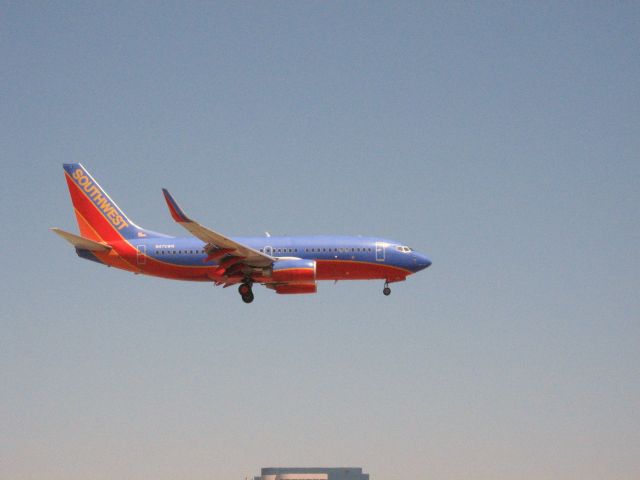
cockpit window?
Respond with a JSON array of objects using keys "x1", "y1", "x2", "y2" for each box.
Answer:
[{"x1": 396, "y1": 246, "x2": 413, "y2": 253}]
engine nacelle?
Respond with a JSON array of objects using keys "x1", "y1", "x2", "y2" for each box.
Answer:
[
  {"x1": 273, "y1": 284, "x2": 317, "y2": 295},
  {"x1": 268, "y1": 259, "x2": 317, "y2": 294},
  {"x1": 270, "y1": 259, "x2": 316, "y2": 284}
]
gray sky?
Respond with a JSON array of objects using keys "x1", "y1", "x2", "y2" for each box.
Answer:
[{"x1": 2, "y1": 2, "x2": 639, "y2": 479}]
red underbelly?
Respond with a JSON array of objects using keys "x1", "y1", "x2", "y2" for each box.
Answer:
[{"x1": 315, "y1": 259, "x2": 408, "y2": 281}]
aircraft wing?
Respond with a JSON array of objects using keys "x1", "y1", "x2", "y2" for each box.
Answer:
[
  {"x1": 162, "y1": 189, "x2": 274, "y2": 268},
  {"x1": 51, "y1": 228, "x2": 112, "y2": 252}
]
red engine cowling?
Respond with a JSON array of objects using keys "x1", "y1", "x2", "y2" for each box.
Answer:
[
  {"x1": 273, "y1": 284, "x2": 317, "y2": 295},
  {"x1": 270, "y1": 259, "x2": 316, "y2": 284},
  {"x1": 268, "y1": 259, "x2": 317, "y2": 294}
]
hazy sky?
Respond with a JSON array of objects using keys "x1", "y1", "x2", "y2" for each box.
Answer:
[{"x1": 2, "y1": 2, "x2": 639, "y2": 479}]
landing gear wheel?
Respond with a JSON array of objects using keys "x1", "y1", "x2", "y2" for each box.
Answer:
[
  {"x1": 241, "y1": 291, "x2": 254, "y2": 304},
  {"x1": 383, "y1": 282, "x2": 391, "y2": 296},
  {"x1": 238, "y1": 282, "x2": 254, "y2": 303}
]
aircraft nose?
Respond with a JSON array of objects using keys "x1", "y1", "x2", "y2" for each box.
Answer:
[{"x1": 414, "y1": 253, "x2": 432, "y2": 271}]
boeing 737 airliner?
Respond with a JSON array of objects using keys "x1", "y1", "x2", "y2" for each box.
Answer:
[{"x1": 52, "y1": 164, "x2": 431, "y2": 303}]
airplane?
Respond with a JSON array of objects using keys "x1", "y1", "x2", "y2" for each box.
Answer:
[{"x1": 52, "y1": 164, "x2": 431, "y2": 303}]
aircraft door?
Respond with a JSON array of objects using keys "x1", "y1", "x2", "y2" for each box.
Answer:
[
  {"x1": 137, "y1": 244, "x2": 146, "y2": 266},
  {"x1": 264, "y1": 246, "x2": 273, "y2": 256},
  {"x1": 375, "y1": 242, "x2": 385, "y2": 262}
]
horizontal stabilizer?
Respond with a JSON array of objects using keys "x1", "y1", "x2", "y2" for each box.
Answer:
[{"x1": 50, "y1": 228, "x2": 112, "y2": 252}]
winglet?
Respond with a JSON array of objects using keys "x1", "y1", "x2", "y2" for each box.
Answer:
[{"x1": 162, "y1": 189, "x2": 191, "y2": 223}]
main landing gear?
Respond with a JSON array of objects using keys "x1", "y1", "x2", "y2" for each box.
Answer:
[
  {"x1": 238, "y1": 282, "x2": 254, "y2": 304},
  {"x1": 383, "y1": 282, "x2": 391, "y2": 296}
]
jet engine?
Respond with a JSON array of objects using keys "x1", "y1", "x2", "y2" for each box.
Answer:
[
  {"x1": 273, "y1": 284, "x2": 317, "y2": 294},
  {"x1": 267, "y1": 259, "x2": 317, "y2": 294}
]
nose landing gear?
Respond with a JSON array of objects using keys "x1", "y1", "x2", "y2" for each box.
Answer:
[
  {"x1": 238, "y1": 282, "x2": 254, "y2": 303},
  {"x1": 383, "y1": 282, "x2": 391, "y2": 296}
]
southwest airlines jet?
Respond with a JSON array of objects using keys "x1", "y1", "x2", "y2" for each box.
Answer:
[{"x1": 52, "y1": 164, "x2": 431, "y2": 303}]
